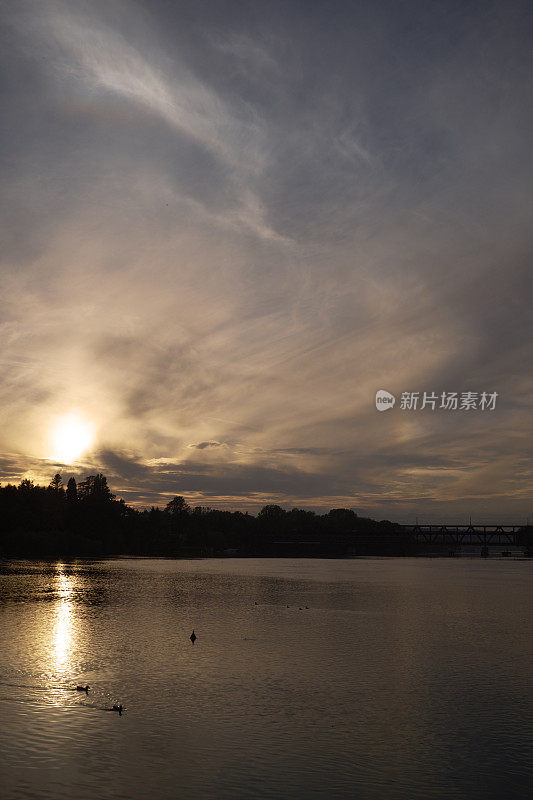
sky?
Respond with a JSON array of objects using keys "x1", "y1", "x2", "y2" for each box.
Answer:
[{"x1": 1, "y1": 0, "x2": 532, "y2": 521}]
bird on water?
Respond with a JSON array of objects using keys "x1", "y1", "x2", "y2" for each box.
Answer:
[
  {"x1": 190, "y1": 630, "x2": 197, "y2": 643},
  {"x1": 112, "y1": 704, "x2": 123, "y2": 715},
  {"x1": 76, "y1": 685, "x2": 90, "y2": 694}
]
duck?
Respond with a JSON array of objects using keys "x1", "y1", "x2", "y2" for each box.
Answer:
[
  {"x1": 112, "y1": 704, "x2": 123, "y2": 715},
  {"x1": 190, "y1": 630, "x2": 197, "y2": 643},
  {"x1": 76, "y1": 685, "x2": 90, "y2": 694}
]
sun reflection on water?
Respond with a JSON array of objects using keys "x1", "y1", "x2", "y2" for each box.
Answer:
[{"x1": 52, "y1": 565, "x2": 76, "y2": 679}]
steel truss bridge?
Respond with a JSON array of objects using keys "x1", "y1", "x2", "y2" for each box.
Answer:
[{"x1": 401, "y1": 524, "x2": 526, "y2": 550}]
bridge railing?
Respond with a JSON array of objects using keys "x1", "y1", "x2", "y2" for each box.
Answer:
[{"x1": 399, "y1": 524, "x2": 530, "y2": 548}]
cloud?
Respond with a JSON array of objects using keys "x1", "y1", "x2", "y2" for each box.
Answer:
[
  {"x1": 7, "y1": 0, "x2": 284, "y2": 243},
  {"x1": 0, "y1": 0, "x2": 531, "y2": 521}
]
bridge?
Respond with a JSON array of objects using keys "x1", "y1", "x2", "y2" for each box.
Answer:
[{"x1": 401, "y1": 524, "x2": 528, "y2": 553}]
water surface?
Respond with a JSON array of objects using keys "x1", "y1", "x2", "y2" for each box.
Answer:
[{"x1": 0, "y1": 558, "x2": 531, "y2": 799}]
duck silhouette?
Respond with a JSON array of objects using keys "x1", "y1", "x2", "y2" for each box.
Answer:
[
  {"x1": 76, "y1": 685, "x2": 90, "y2": 694},
  {"x1": 190, "y1": 630, "x2": 197, "y2": 643},
  {"x1": 112, "y1": 704, "x2": 123, "y2": 715}
]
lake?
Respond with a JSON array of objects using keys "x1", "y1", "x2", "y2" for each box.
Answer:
[{"x1": 0, "y1": 558, "x2": 531, "y2": 799}]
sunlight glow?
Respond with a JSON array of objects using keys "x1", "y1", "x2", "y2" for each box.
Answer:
[{"x1": 48, "y1": 412, "x2": 95, "y2": 464}]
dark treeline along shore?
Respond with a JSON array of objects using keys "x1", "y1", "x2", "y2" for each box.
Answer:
[
  {"x1": 1, "y1": 473, "x2": 531, "y2": 559},
  {"x1": 0, "y1": 472, "x2": 416, "y2": 558}
]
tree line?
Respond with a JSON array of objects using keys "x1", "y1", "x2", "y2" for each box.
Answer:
[{"x1": 0, "y1": 471, "x2": 491, "y2": 558}]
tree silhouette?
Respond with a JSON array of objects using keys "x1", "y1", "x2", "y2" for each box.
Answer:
[
  {"x1": 49, "y1": 473, "x2": 63, "y2": 492},
  {"x1": 66, "y1": 477, "x2": 77, "y2": 503},
  {"x1": 78, "y1": 473, "x2": 115, "y2": 502},
  {"x1": 165, "y1": 496, "x2": 190, "y2": 516},
  {"x1": 0, "y1": 473, "x2": 410, "y2": 557},
  {"x1": 258, "y1": 504, "x2": 285, "y2": 519}
]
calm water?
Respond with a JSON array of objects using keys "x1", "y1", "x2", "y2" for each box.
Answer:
[{"x1": 0, "y1": 558, "x2": 531, "y2": 800}]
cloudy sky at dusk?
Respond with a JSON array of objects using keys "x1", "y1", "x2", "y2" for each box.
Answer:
[{"x1": 1, "y1": 0, "x2": 532, "y2": 521}]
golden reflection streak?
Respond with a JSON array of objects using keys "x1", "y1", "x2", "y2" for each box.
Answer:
[{"x1": 52, "y1": 564, "x2": 77, "y2": 680}]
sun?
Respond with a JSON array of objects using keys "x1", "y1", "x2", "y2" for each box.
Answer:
[{"x1": 48, "y1": 412, "x2": 95, "y2": 464}]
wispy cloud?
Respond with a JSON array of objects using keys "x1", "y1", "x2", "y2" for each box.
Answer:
[{"x1": 1, "y1": 0, "x2": 531, "y2": 520}]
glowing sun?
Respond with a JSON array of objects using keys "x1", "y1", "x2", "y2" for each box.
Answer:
[{"x1": 48, "y1": 412, "x2": 95, "y2": 464}]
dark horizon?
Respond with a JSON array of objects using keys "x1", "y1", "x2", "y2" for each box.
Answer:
[{"x1": 1, "y1": 471, "x2": 531, "y2": 563}]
